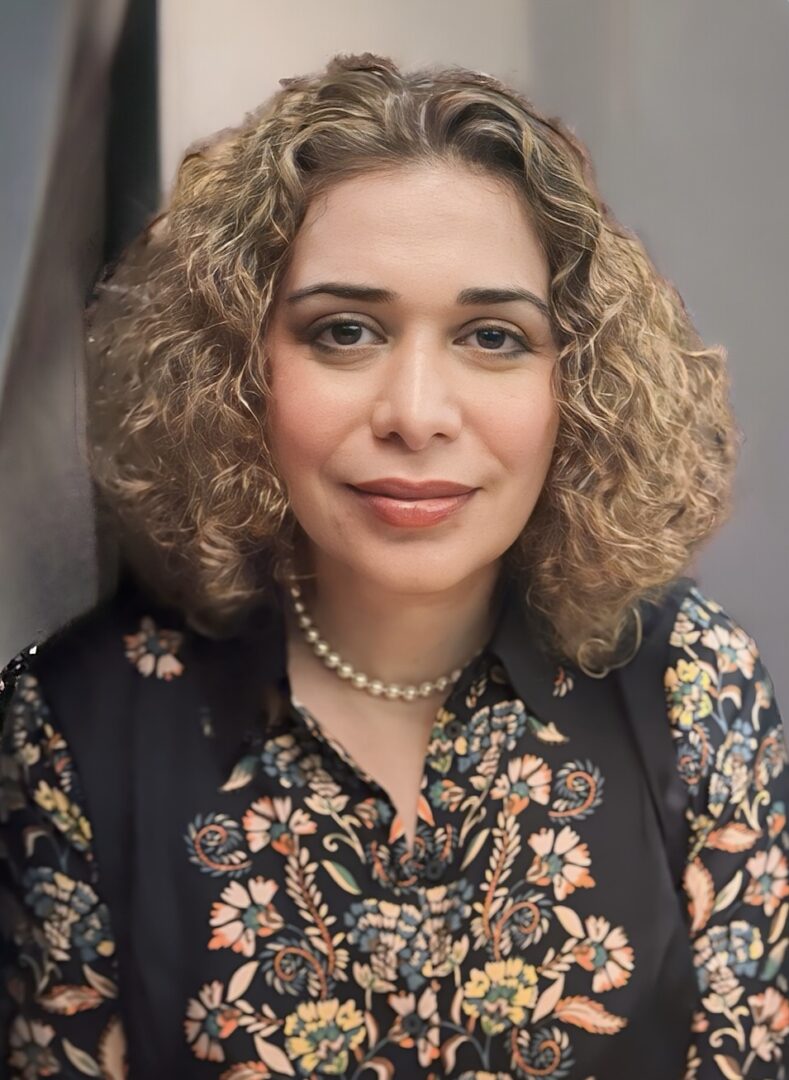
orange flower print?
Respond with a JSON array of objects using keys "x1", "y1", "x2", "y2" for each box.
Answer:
[
  {"x1": 209, "y1": 876, "x2": 285, "y2": 956},
  {"x1": 743, "y1": 846, "x2": 789, "y2": 917},
  {"x1": 526, "y1": 826, "x2": 595, "y2": 901},
  {"x1": 8, "y1": 1016, "x2": 60, "y2": 1078},
  {"x1": 491, "y1": 754, "x2": 552, "y2": 815},
  {"x1": 748, "y1": 987, "x2": 789, "y2": 1062},
  {"x1": 184, "y1": 980, "x2": 244, "y2": 1062},
  {"x1": 767, "y1": 802, "x2": 787, "y2": 840},
  {"x1": 242, "y1": 795, "x2": 316, "y2": 856},
  {"x1": 123, "y1": 615, "x2": 184, "y2": 680},
  {"x1": 553, "y1": 666, "x2": 574, "y2": 697},
  {"x1": 388, "y1": 983, "x2": 442, "y2": 1068},
  {"x1": 572, "y1": 916, "x2": 635, "y2": 992},
  {"x1": 700, "y1": 623, "x2": 757, "y2": 680}
]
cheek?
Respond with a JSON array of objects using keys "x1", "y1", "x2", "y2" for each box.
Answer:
[
  {"x1": 267, "y1": 360, "x2": 346, "y2": 480},
  {"x1": 483, "y1": 393, "x2": 559, "y2": 484}
]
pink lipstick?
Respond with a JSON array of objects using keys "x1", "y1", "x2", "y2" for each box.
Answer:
[{"x1": 347, "y1": 478, "x2": 477, "y2": 528}]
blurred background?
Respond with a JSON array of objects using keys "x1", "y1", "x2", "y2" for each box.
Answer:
[{"x1": 1, "y1": 0, "x2": 787, "y2": 711}]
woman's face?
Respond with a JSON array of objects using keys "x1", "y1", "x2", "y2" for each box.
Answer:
[{"x1": 265, "y1": 162, "x2": 560, "y2": 596}]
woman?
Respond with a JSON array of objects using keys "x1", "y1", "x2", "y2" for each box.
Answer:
[{"x1": 1, "y1": 51, "x2": 786, "y2": 1080}]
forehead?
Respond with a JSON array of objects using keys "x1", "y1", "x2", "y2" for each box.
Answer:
[{"x1": 283, "y1": 163, "x2": 549, "y2": 297}]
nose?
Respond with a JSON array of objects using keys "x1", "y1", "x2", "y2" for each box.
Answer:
[{"x1": 369, "y1": 334, "x2": 463, "y2": 450}]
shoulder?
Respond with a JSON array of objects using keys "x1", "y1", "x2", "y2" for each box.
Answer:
[
  {"x1": 662, "y1": 581, "x2": 785, "y2": 804},
  {"x1": 664, "y1": 581, "x2": 778, "y2": 725},
  {"x1": 1, "y1": 572, "x2": 192, "y2": 749}
]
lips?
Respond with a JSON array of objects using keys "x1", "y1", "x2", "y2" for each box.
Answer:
[
  {"x1": 350, "y1": 478, "x2": 476, "y2": 499},
  {"x1": 346, "y1": 478, "x2": 479, "y2": 528}
]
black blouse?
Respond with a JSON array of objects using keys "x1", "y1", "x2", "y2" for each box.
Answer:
[{"x1": 0, "y1": 569, "x2": 787, "y2": 1080}]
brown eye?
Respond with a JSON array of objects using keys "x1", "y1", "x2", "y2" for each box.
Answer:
[
  {"x1": 462, "y1": 324, "x2": 533, "y2": 354},
  {"x1": 310, "y1": 318, "x2": 380, "y2": 351}
]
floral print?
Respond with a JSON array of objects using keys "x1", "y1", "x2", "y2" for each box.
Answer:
[
  {"x1": 0, "y1": 588, "x2": 786, "y2": 1078},
  {"x1": 668, "y1": 586, "x2": 789, "y2": 1078},
  {"x1": 122, "y1": 614, "x2": 185, "y2": 680},
  {"x1": 0, "y1": 666, "x2": 127, "y2": 1078}
]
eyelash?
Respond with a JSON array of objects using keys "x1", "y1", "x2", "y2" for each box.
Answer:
[{"x1": 308, "y1": 317, "x2": 534, "y2": 357}]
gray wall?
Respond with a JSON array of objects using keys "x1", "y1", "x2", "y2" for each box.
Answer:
[
  {"x1": 525, "y1": 0, "x2": 789, "y2": 703},
  {"x1": 0, "y1": 0, "x2": 128, "y2": 653}
]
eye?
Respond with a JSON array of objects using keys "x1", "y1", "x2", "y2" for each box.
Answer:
[
  {"x1": 460, "y1": 324, "x2": 533, "y2": 355},
  {"x1": 308, "y1": 317, "x2": 533, "y2": 356},
  {"x1": 310, "y1": 318, "x2": 381, "y2": 351}
]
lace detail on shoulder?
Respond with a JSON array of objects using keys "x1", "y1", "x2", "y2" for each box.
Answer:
[{"x1": 665, "y1": 584, "x2": 789, "y2": 1079}]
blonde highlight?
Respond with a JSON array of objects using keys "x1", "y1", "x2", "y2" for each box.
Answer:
[{"x1": 84, "y1": 51, "x2": 740, "y2": 669}]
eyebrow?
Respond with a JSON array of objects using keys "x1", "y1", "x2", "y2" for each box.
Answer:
[{"x1": 284, "y1": 282, "x2": 551, "y2": 321}]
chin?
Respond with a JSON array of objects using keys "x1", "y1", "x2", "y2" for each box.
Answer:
[{"x1": 330, "y1": 544, "x2": 500, "y2": 597}]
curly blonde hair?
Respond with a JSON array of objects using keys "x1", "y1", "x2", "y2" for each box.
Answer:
[{"x1": 85, "y1": 51, "x2": 739, "y2": 673}]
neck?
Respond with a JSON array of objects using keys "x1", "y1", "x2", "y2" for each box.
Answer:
[{"x1": 285, "y1": 550, "x2": 504, "y2": 689}]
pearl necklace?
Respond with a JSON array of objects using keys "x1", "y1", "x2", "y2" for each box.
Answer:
[{"x1": 285, "y1": 572, "x2": 484, "y2": 703}]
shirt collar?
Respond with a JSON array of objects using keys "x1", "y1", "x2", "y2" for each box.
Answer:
[
  {"x1": 186, "y1": 569, "x2": 570, "y2": 776},
  {"x1": 172, "y1": 557, "x2": 681, "y2": 775}
]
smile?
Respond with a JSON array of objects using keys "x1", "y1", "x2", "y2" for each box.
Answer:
[{"x1": 346, "y1": 486, "x2": 477, "y2": 528}]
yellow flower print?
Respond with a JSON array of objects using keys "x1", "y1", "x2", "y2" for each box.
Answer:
[
  {"x1": 33, "y1": 780, "x2": 92, "y2": 850},
  {"x1": 461, "y1": 957, "x2": 538, "y2": 1035},
  {"x1": 491, "y1": 753, "x2": 552, "y2": 815},
  {"x1": 743, "y1": 846, "x2": 789, "y2": 918},
  {"x1": 242, "y1": 795, "x2": 316, "y2": 856},
  {"x1": 283, "y1": 998, "x2": 367, "y2": 1075},
  {"x1": 664, "y1": 659, "x2": 714, "y2": 732},
  {"x1": 208, "y1": 876, "x2": 284, "y2": 957},
  {"x1": 572, "y1": 916, "x2": 635, "y2": 992},
  {"x1": 526, "y1": 826, "x2": 596, "y2": 901}
]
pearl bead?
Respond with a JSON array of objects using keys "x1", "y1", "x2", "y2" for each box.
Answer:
[{"x1": 286, "y1": 573, "x2": 477, "y2": 704}]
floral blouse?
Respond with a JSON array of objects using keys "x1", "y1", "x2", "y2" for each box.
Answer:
[{"x1": 0, "y1": 570, "x2": 787, "y2": 1079}]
